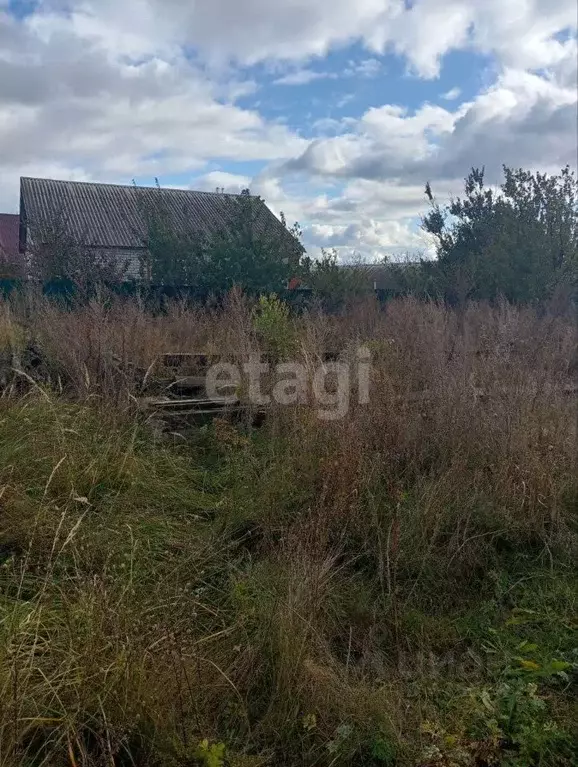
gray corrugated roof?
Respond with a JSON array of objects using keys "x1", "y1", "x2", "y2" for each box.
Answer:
[
  {"x1": 20, "y1": 177, "x2": 299, "y2": 253},
  {"x1": 340, "y1": 262, "x2": 419, "y2": 289}
]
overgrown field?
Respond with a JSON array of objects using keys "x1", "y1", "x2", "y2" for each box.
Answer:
[{"x1": 0, "y1": 294, "x2": 577, "y2": 766}]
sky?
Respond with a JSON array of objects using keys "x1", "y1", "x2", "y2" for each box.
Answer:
[{"x1": 0, "y1": 0, "x2": 576, "y2": 261}]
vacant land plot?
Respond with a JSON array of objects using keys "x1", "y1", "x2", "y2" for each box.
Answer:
[{"x1": 0, "y1": 294, "x2": 577, "y2": 766}]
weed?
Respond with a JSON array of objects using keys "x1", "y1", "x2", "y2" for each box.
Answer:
[
  {"x1": 252, "y1": 294, "x2": 297, "y2": 360},
  {"x1": 0, "y1": 296, "x2": 576, "y2": 765},
  {"x1": 194, "y1": 739, "x2": 227, "y2": 767}
]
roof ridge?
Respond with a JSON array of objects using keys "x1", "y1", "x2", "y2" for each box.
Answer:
[
  {"x1": 18, "y1": 175, "x2": 295, "y2": 255},
  {"x1": 20, "y1": 177, "x2": 254, "y2": 198}
]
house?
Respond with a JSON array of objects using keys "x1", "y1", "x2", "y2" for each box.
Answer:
[
  {"x1": 18, "y1": 177, "x2": 302, "y2": 281},
  {"x1": 340, "y1": 262, "x2": 418, "y2": 291},
  {"x1": 0, "y1": 214, "x2": 22, "y2": 277}
]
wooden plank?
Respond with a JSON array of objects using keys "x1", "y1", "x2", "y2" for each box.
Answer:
[
  {"x1": 162, "y1": 353, "x2": 211, "y2": 369},
  {"x1": 166, "y1": 376, "x2": 237, "y2": 393},
  {"x1": 167, "y1": 376, "x2": 208, "y2": 389},
  {"x1": 161, "y1": 406, "x2": 252, "y2": 417},
  {"x1": 162, "y1": 352, "x2": 255, "y2": 369},
  {"x1": 146, "y1": 396, "x2": 240, "y2": 412}
]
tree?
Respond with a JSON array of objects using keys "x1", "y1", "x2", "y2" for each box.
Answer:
[
  {"x1": 140, "y1": 186, "x2": 305, "y2": 295},
  {"x1": 197, "y1": 190, "x2": 304, "y2": 294},
  {"x1": 28, "y1": 208, "x2": 129, "y2": 288},
  {"x1": 137, "y1": 186, "x2": 202, "y2": 286},
  {"x1": 302, "y1": 249, "x2": 374, "y2": 293},
  {"x1": 422, "y1": 165, "x2": 578, "y2": 303}
]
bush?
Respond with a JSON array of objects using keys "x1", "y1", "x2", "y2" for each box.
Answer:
[
  {"x1": 252, "y1": 294, "x2": 297, "y2": 359},
  {"x1": 422, "y1": 165, "x2": 578, "y2": 304}
]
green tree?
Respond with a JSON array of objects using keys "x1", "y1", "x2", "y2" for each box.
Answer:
[
  {"x1": 138, "y1": 187, "x2": 202, "y2": 286},
  {"x1": 140, "y1": 186, "x2": 304, "y2": 295},
  {"x1": 198, "y1": 190, "x2": 303, "y2": 294},
  {"x1": 302, "y1": 248, "x2": 375, "y2": 301},
  {"x1": 422, "y1": 165, "x2": 578, "y2": 303}
]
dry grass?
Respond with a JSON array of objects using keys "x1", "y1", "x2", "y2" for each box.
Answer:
[{"x1": 0, "y1": 294, "x2": 576, "y2": 766}]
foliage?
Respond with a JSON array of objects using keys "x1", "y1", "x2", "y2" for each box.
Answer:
[
  {"x1": 0, "y1": 259, "x2": 23, "y2": 280},
  {"x1": 137, "y1": 185, "x2": 203, "y2": 286},
  {"x1": 419, "y1": 575, "x2": 578, "y2": 767},
  {"x1": 252, "y1": 294, "x2": 297, "y2": 359},
  {"x1": 422, "y1": 165, "x2": 578, "y2": 303},
  {"x1": 194, "y1": 739, "x2": 226, "y2": 767},
  {"x1": 302, "y1": 248, "x2": 375, "y2": 306},
  {"x1": 0, "y1": 297, "x2": 576, "y2": 766},
  {"x1": 140, "y1": 186, "x2": 305, "y2": 294},
  {"x1": 28, "y1": 207, "x2": 130, "y2": 288},
  {"x1": 473, "y1": 680, "x2": 575, "y2": 765}
]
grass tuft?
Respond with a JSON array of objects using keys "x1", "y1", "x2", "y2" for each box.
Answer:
[{"x1": 0, "y1": 295, "x2": 576, "y2": 765}]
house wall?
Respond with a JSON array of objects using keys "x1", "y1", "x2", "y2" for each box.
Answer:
[
  {"x1": 21, "y1": 243, "x2": 145, "y2": 281},
  {"x1": 93, "y1": 248, "x2": 145, "y2": 279}
]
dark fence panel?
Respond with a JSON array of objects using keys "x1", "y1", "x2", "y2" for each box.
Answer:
[{"x1": 0, "y1": 280, "x2": 411, "y2": 313}]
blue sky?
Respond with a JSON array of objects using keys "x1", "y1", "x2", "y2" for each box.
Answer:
[
  {"x1": 0, "y1": 0, "x2": 576, "y2": 260},
  {"x1": 240, "y1": 46, "x2": 493, "y2": 135}
]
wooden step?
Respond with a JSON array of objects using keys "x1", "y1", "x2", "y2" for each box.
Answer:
[
  {"x1": 167, "y1": 376, "x2": 206, "y2": 395},
  {"x1": 164, "y1": 406, "x2": 250, "y2": 417},
  {"x1": 145, "y1": 396, "x2": 240, "y2": 412},
  {"x1": 163, "y1": 353, "x2": 211, "y2": 369},
  {"x1": 166, "y1": 376, "x2": 238, "y2": 396},
  {"x1": 161, "y1": 352, "x2": 280, "y2": 371}
]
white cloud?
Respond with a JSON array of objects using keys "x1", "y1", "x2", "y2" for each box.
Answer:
[
  {"x1": 306, "y1": 216, "x2": 426, "y2": 260},
  {"x1": 267, "y1": 60, "x2": 576, "y2": 258},
  {"x1": 0, "y1": 0, "x2": 576, "y2": 260},
  {"x1": 67, "y1": 0, "x2": 392, "y2": 65},
  {"x1": 192, "y1": 171, "x2": 252, "y2": 194},
  {"x1": 283, "y1": 101, "x2": 464, "y2": 178},
  {"x1": 442, "y1": 87, "x2": 461, "y2": 101},
  {"x1": 0, "y1": 10, "x2": 306, "y2": 184},
  {"x1": 53, "y1": 0, "x2": 577, "y2": 78},
  {"x1": 274, "y1": 57, "x2": 381, "y2": 86},
  {"x1": 371, "y1": 0, "x2": 473, "y2": 78},
  {"x1": 274, "y1": 68, "x2": 335, "y2": 86},
  {"x1": 282, "y1": 64, "x2": 576, "y2": 184},
  {"x1": 343, "y1": 58, "x2": 382, "y2": 78}
]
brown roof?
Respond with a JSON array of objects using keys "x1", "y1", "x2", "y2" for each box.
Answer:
[
  {"x1": 0, "y1": 213, "x2": 22, "y2": 276},
  {"x1": 20, "y1": 177, "x2": 300, "y2": 255},
  {"x1": 0, "y1": 214, "x2": 19, "y2": 257}
]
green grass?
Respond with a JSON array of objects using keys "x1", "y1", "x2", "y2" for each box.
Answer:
[
  {"x1": 0, "y1": 295, "x2": 577, "y2": 765},
  {"x1": 0, "y1": 397, "x2": 576, "y2": 767}
]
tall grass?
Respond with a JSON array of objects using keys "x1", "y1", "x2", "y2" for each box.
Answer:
[{"x1": 0, "y1": 294, "x2": 576, "y2": 766}]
